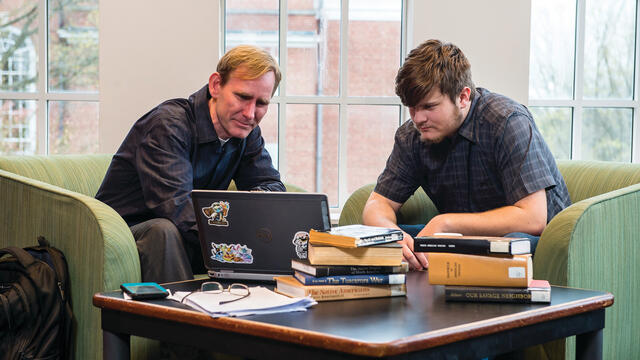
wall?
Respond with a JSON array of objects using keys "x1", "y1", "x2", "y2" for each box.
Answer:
[
  {"x1": 410, "y1": 0, "x2": 532, "y2": 104},
  {"x1": 99, "y1": 0, "x2": 531, "y2": 152},
  {"x1": 99, "y1": 0, "x2": 220, "y2": 153}
]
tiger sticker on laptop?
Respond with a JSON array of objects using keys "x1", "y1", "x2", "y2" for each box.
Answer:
[
  {"x1": 292, "y1": 231, "x2": 309, "y2": 259},
  {"x1": 202, "y1": 201, "x2": 230, "y2": 227}
]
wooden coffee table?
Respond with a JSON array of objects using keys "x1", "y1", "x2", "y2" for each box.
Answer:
[{"x1": 93, "y1": 271, "x2": 613, "y2": 359}]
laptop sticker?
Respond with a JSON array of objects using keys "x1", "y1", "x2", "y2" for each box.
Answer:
[
  {"x1": 292, "y1": 231, "x2": 309, "y2": 259},
  {"x1": 202, "y1": 201, "x2": 230, "y2": 227},
  {"x1": 210, "y1": 243, "x2": 254, "y2": 264}
]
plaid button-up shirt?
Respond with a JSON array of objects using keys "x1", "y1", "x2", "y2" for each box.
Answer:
[{"x1": 375, "y1": 88, "x2": 570, "y2": 223}]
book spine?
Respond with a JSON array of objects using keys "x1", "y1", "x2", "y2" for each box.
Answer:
[
  {"x1": 428, "y1": 253, "x2": 531, "y2": 287},
  {"x1": 304, "y1": 284, "x2": 407, "y2": 301},
  {"x1": 355, "y1": 233, "x2": 403, "y2": 246},
  {"x1": 445, "y1": 287, "x2": 550, "y2": 303},
  {"x1": 309, "y1": 229, "x2": 402, "y2": 248},
  {"x1": 294, "y1": 272, "x2": 405, "y2": 285},
  {"x1": 321, "y1": 264, "x2": 407, "y2": 276},
  {"x1": 414, "y1": 238, "x2": 492, "y2": 254},
  {"x1": 292, "y1": 260, "x2": 408, "y2": 276}
]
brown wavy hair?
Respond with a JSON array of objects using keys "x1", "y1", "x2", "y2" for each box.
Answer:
[
  {"x1": 395, "y1": 39, "x2": 475, "y2": 107},
  {"x1": 217, "y1": 45, "x2": 282, "y2": 96}
]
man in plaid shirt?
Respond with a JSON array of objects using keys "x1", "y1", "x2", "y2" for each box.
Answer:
[{"x1": 363, "y1": 40, "x2": 570, "y2": 270}]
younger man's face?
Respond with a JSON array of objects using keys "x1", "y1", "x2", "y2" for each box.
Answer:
[
  {"x1": 208, "y1": 66, "x2": 275, "y2": 140},
  {"x1": 409, "y1": 88, "x2": 466, "y2": 144}
]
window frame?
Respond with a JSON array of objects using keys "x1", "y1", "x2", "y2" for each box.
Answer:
[
  {"x1": 221, "y1": 0, "x2": 408, "y2": 208},
  {"x1": 528, "y1": 0, "x2": 640, "y2": 162},
  {"x1": 0, "y1": 0, "x2": 99, "y2": 155}
]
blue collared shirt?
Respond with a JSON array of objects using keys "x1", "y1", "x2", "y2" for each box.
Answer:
[
  {"x1": 374, "y1": 88, "x2": 571, "y2": 223},
  {"x1": 96, "y1": 85, "x2": 284, "y2": 236}
]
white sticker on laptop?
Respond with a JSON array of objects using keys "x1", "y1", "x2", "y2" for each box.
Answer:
[
  {"x1": 210, "y1": 242, "x2": 254, "y2": 264},
  {"x1": 202, "y1": 201, "x2": 230, "y2": 227},
  {"x1": 292, "y1": 231, "x2": 309, "y2": 259}
]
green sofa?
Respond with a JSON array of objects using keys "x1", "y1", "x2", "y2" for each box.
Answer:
[
  {"x1": 0, "y1": 154, "x2": 302, "y2": 359},
  {"x1": 338, "y1": 160, "x2": 640, "y2": 360}
]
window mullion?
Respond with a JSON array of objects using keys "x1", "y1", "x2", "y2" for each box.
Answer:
[
  {"x1": 337, "y1": 0, "x2": 350, "y2": 208},
  {"x1": 572, "y1": 0, "x2": 587, "y2": 160},
  {"x1": 37, "y1": 0, "x2": 48, "y2": 154},
  {"x1": 400, "y1": 0, "x2": 409, "y2": 125},
  {"x1": 278, "y1": 0, "x2": 288, "y2": 175},
  {"x1": 633, "y1": 0, "x2": 640, "y2": 163}
]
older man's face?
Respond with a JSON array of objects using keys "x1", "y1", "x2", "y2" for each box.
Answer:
[{"x1": 208, "y1": 66, "x2": 275, "y2": 140}]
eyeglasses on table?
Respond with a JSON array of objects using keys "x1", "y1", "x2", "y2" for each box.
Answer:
[{"x1": 181, "y1": 282, "x2": 250, "y2": 305}]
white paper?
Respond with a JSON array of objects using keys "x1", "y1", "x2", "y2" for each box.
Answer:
[{"x1": 168, "y1": 286, "x2": 316, "y2": 318}]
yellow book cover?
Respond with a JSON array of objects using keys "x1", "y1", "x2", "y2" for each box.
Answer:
[
  {"x1": 428, "y1": 253, "x2": 532, "y2": 287},
  {"x1": 307, "y1": 242, "x2": 403, "y2": 266},
  {"x1": 274, "y1": 276, "x2": 407, "y2": 302}
]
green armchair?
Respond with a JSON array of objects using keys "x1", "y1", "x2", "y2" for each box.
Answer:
[
  {"x1": 0, "y1": 154, "x2": 303, "y2": 359},
  {"x1": 338, "y1": 160, "x2": 640, "y2": 360},
  {"x1": 0, "y1": 154, "x2": 142, "y2": 360}
]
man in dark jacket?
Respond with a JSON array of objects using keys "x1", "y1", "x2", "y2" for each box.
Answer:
[{"x1": 97, "y1": 45, "x2": 284, "y2": 282}]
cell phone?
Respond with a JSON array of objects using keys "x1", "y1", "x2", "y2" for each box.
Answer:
[{"x1": 120, "y1": 282, "x2": 169, "y2": 300}]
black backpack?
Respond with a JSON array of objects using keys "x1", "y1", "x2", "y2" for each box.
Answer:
[{"x1": 0, "y1": 237, "x2": 74, "y2": 360}]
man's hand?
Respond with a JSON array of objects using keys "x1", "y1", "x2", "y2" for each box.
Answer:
[
  {"x1": 363, "y1": 191, "x2": 429, "y2": 270},
  {"x1": 398, "y1": 231, "x2": 429, "y2": 270},
  {"x1": 417, "y1": 214, "x2": 450, "y2": 236}
]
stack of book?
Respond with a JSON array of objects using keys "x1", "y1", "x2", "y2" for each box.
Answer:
[
  {"x1": 415, "y1": 235, "x2": 551, "y2": 303},
  {"x1": 275, "y1": 224, "x2": 408, "y2": 301}
]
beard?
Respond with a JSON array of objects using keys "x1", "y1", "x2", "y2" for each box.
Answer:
[
  {"x1": 416, "y1": 107, "x2": 464, "y2": 144},
  {"x1": 419, "y1": 134, "x2": 445, "y2": 145}
]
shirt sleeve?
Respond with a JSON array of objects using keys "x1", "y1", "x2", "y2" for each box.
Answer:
[
  {"x1": 135, "y1": 112, "x2": 197, "y2": 235},
  {"x1": 233, "y1": 126, "x2": 285, "y2": 192},
  {"x1": 373, "y1": 124, "x2": 422, "y2": 204},
  {"x1": 495, "y1": 112, "x2": 557, "y2": 205}
]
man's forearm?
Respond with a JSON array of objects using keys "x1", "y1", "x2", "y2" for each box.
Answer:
[
  {"x1": 362, "y1": 197, "x2": 401, "y2": 230},
  {"x1": 363, "y1": 191, "x2": 429, "y2": 270},
  {"x1": 420, "y1": 190, "x2": 548, "y2": 236}
]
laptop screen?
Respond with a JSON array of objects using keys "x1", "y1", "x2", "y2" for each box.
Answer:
[{"x1": 192, "y1": 190, "x2": 330, "y2": 278}]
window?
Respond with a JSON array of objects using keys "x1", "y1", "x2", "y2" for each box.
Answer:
[
  {"x1": 224, "y1": 0, "x2": 406, "y2": 208},
  {"x1": 529, "y1": 0, "x2": 638, "y2": 162},
  {"x1": 0, "y1": 0, "x2": 99, "y2": 155}
]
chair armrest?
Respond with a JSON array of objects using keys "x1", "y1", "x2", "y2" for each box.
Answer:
[
  {"x1": 338, "y1": 184, "x2": 376, "y2": 226},
  {"x1": 338, "y1": 184, "x2": 439, "y2": 227},
  {"x1": 0, "y1": 169, "x2": 140, "y2": 359},
  {"x1": 533, "y1": 183, "x2": 640, "y2": 359},
  {"x1": 534, "y1": 182, "x2": 640, "y2": 286}
]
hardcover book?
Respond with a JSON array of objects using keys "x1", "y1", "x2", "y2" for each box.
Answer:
[
  {"x1": 445, "y1": 280, "x2": 551, "y2": 303},
  {"x1": 415, "y1": 235, "x2": 531, "y2": 255},
  {"x1": 293, "y1": 270, "x2": 406, "y2": 285},
  {"x1": 291, "y1": 259, "x2": 409, "y2": 277},
  {"x1": 307, "y1": 242, "x2": 403, "y2": 266},
  {"x1": 309, "y1": 224, "x2": 403, "y2": 248},
  {"x1": 274, "y1": 275, "x2": 407, "y2": 301},
  {"x1": 428, "y1": 253, "x2": 532, "y2": 287}
]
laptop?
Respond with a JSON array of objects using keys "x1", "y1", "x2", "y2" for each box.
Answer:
[{"x1": 192, "y1": 190, "x2": 331, "y2": 281}]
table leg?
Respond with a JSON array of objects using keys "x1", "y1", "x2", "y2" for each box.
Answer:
[
  {"x1": 576, "y1": 328, "x2": 603, "y2": 360},
  {"x1": 103, "y1": 330, "x2": 131, "y2": 360}
]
